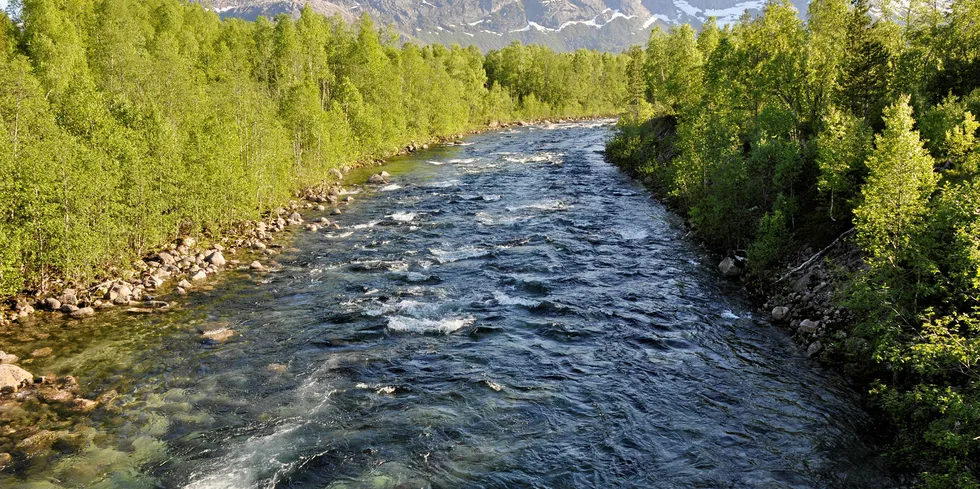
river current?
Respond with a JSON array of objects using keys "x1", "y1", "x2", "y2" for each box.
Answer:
[{"x1": 4, "y1": 121, "x2": 893, "y2": 488}]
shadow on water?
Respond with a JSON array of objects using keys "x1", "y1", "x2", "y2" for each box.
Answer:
[{"x1": 0, "y1": 120, "x2": 896, "y2": 488}]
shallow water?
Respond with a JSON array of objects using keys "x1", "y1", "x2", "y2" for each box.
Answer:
[{"x1": 2, "y1": 121, "x2": 893, "y2": 488}]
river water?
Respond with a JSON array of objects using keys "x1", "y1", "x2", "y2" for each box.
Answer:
[{"x1": 3, "y1": 121, "x2": 893, "y2": 488}]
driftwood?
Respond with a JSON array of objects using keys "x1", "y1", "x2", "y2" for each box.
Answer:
[{"x1": 777, "y1": 228, "x2": 856, "y2": 283}]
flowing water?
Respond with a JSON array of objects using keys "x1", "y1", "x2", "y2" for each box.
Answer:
[{"x1": 2, "y1": 121, "x2": 894, "y2": 489}]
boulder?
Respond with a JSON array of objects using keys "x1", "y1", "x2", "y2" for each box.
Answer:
[
  {"x1": 806, "y1": 341, "x2": 823, "y2": 358},
  {"x1": 107, "y1": 284, "x2": 133, "y2": 305},
  {"x1": 31, "y1": 347, "x2": 53, "y2": 358},
  {"x1": 190, "y1": 270, "x2": 207, "y2": 281},
  {"x1": 249, "y1": 261, "x2": 264, "y2": 270},
  {"x1": 70, "y1": 307, "x2": 95, "y2": 318},
  {"x1": 177, "y1": 279, "x2": 192, "y2": 289},
  {"x1": 206, "y1": 251, "x2": 226, "y2": 267},
  {"x1": 368, "y1": 173, "x2": 387, "y2": 184},
  {"x1": 252, "y1": 240, "x2": 266, "y2": 251},
  {"x1": 44, "y1": 298, "x2": 61, "y2": 311},
  {"x1": 305, "y1": 224, "x2": 319, "y2": 232},
  {"x1": 288, "y1": 212, "x2": 303, "y2": 224},
  {"x1": 157, "y1": 251, "x2": 176, "y2": 266},
  {"x1": 798, "y1": 319, "x2": 820, "y2": 334},
  {"x1": 0, "y1": 351, "x2": 18, "y2": 364},
  {"x1": 0, "y1": 364, "x2": 33, "y2": 391},
  {"x1": 181, "y1": 237, "x2": 196, "y2": 248},
  {"x1": 60, "y1": 304, "x2": 79, "y2": 314},
  {"x1": 60, "y1": 289, "x2": 78, "y2": 306},
  {"x1": 718, "y1": 257, "x2": 742, "y2": 277},
  {"x1": 175, "y1": 287, "x2": 187, "y2": 296},
  {"x1": 771, "y1": 306, "x2": 790, "y2": 322},
  {"x1": 200, "y1": 327, "x2": 235, "y2": 342},
  {"x1": 316, "y1": 205, "x2": 326, "y2": 212}
]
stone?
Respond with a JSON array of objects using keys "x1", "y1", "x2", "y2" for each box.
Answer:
[
  {"x1": 206, "y1": 251, "x2": 226, "y2": 267},
  {"x1": 332, "y1": 208, "x2": 343, "y2": 215},
  {"x1": 330, "y1": 168, "x2": 344, "y2": 180},
  {"x1": 31, "y1": 347, "x2": 53, "y2": 358},
  {"x1": 70, "y1": 307, "x2": 95, "y2": 318},
  {"x1": 806, "y1": 341, "x2": 823, "y2": 358},
  {"x1": 70, "y1": 398, "x2": 99, "y2": 413},
  {"x1": 288, "y1": 212, "x2": 303, "y2": 224},
  {"x1": 60, "y1": 304, "x2": 79, "y2": 314},
  {"x1": 44, "y1": 297, "x2": 61, "y2": 311},
  {"x1": 249, "y1": 261, "x2": 264, "y2": 270},
  {"x1": 201, "y1": 327, "x2": 235, "y2": 342},
  {"x1": 16, "y1": 303, "x2": 34, "y2": 315},
  {"x1": 306, "y1": 224, "x2": 319, "y2": 232},
  {"x1": 771, "y1": 306, "x2": 790, "y2": 322},
  {"x1": 157, "y1": 251, "x2": 176, "y2": 266},
  {"x1": 798, "y1": 319, "x2": 820, "y2": 334},
  {"x1": 108, "y1": 284, "x2": 133, "y2": 305},
  {"x1": 177, "y1": 279, "x2": 192, "y2": 289},
  {"x1": 0, "y1": 364, "x2": 33, "y2": 392},
  {"x1": 380, "y1": 171, "x2": 391, "y2": 179},
  {"x1": 175, "y1": 287, "x2": 187, "y2": 296},
  {"x1": 0, "y1": 452, "x2": 11, "y2": 470},
  {"x1": 316, "y1": 205, "x2": 326, "y2": 212},
  {"x1": 0, "y1": 351, "x2": 18, "y2": 364},
  {"x1": 60, "y1": 289, "x2": 78, "y2": 306},
  {"x1": 368, "y1": 173, "x2": 387, "y2": 184},
  {"x1": 190, "y1": 270, "x2": 207, "y2": 281},
  {"x1": 181, "y1": 237, "x2": 196, "y2": 248},
  {"x1": 252, "y1": 240, "x2": 266, "y2": 251},
  {"x1": 718, "y1": 257, "x2": 742, "y2": 277},
  {"x1": 266, "y1": 363, "x2": 288, "y2": 374}
]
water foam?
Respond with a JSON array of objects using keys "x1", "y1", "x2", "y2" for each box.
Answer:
[
  {"x1": 387, "y1": 315, "x2": 474, "y2": 334},
  {"x1": 429, "y1": 247, "x2": 491, "y2": 263},
  {"x1": 390, "y1": 212, "x2": 416, "y2": 222}
]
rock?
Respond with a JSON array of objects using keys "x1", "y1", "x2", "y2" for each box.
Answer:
[
  {"x1": 157, "y1": 251, "x2": 176, "y2": 266},
  {"x1": 201, "y1": 327, "x2": 235, "y2": 342},
  {"x1": 252, "y1": 240, "x2": 266, "y2": 251},
  {"x1": 718, "y1": 257, "x2": 742, "y2": 277},
  {"x1": 316, "y1": 205, "x2": 326, "y2": 212},
  {"x1": 332, "y1": 208, "x2": 343, "y2": 215},
  {"x1": 0, "y1": 452, "x2": 11, "y2": 470},
  {"x1": 288, "y1": 212, "x2": 303, "y2": 224},
  {"x1": 60, "y1": 289, "x2": 78, "y2": 306},
  {"x1": 31, "y1": 347, "x2": 53, "y2": 358},
  {"x1": 799, "y1": 319, "x2": 820, "y2": 334},
  {"x1": 70, "y1": 307, "x2": 95, "y2": 318},
  {"x1": 380, "y1": 171, "x2": 391, "y2": 179},
  {"x1": 305, "y1": 224, "x2": 319, "y2": 232},
  {"x1": 181, "y1": 237, "x2": 196, "y2": 248},
  {"x1": 14, "y1": 430, "x2": 59, "y2": 458},
  {"x1": 107, "y1": 283, "x2": 133, "y2": 305},
  {"x1": 0, "y1": 351, "x2": 18, "y2": 364},
  {"x1": 0, "y1": 364, "x2": 33, "y2": 392},
  {"x1": 249, "y1": 261, "x2": 264, "y2": 270},
  {"x1": 16, "y1": 302, "x2": 34, "y2": 315},
  {"x1": 330, "y1": 168, "x2": 344, "y2": 180},
  {"x1": 206, "y1": 251, "x2": 226, "y2": 267},
  {"x1": 190, "y1": 270, "x2": 207, "y2": 281},
  {"x1": 266, "y1": 363, "x2": 288, "y2": 374},
  {"x1": 44, "y1": 298, "x2": 61, "y2": 311},
  {"x1": 807, "y1": 341, "x2": 823, "y2": 358},
  {"x1": 368, "y1": 173, "x2": 387, "y2": 184},
  {"x1": 771, "y1": 306, "x2": 790, "y2": 322},
  {"x1": 177, "y1": 279, "x2": 192, "y2": 289},
  {"x1": 70, "y1": 398, "x2": 99, "y2": 413},
  {"x1": 60, "y1": 304, "x2": 79, "y2": 314},
  {"x1": 175, "y1": 287, "x2": 187, "y2": 296}
]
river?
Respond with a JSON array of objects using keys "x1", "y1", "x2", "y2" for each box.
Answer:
[{"x1": 2, "y1": 120, "x2": 893, "y2": 488}]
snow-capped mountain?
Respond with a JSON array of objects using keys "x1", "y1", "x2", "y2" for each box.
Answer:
[{"x1": 203, "y1": 0, "x2": 809, "y2": 52}]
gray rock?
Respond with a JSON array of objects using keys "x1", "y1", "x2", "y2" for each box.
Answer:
[
  {"x1": 799, "y1": 319, "x2": 820, "y2": 334},
  {"x1": 206, "y1": 251, "x2": 226, "y2": 267},
  {"x1": 44, "y1": 298, "x2": 61, "y2": 311},
  {"x1": 0, "y1": 351, "x2": 18, "y2": 364},
  {"x1": 718, "y1": 257, "x2": 742, "y2": 277},
  {"x1": 177, "y1": 279, "x2": 192, "y2": 289},
  {"x1": 288, "y1": 212, "x2": 303, "y2": 224},
  {"x1": 252, "y1": 240, "x2": 266, "y2": 251},
  {"x1": 0, "y1": 364, "x2": 33, "y2": 392},
  {"x1": 157, "y1": 251, "x2": 176, "y2": 266},
  {"x1": 771, "y1": 306, "x2": 790, "y2": 322},
  {"x1": 175, "y1": 287, "x2": 187, "y2": 296},
  {"x1": 107, "y1": 283, "x2": 133, "y2": 305},
  {"x1": 190, "y1": 270, "x2": 207, "y2": 281},
  {"x1": 70, "y1": 307, "x2": 95, "y2": 318},
  {"x1": 806, "y1": 341, "x2": 823, "y2": 358},
  {"x1": 60, "y1": 289, "x2": 78, "y2": 306},
  {"x1": 368, "y1": 173, "x2": 387, "y2": 184},
  {"x1": 60, "y1": 304, "x2": 79, "y2": 314},
  {"x1": 250, "y1": 261, "x2": 264, "y2": 270}
]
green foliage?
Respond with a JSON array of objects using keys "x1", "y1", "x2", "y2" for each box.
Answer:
[
  {"x1": 0, "y1": 0, "x2": 627, "y2": 296},
  {"x1": 607, "y1": 0, "x2": 980, "y2": 484}
]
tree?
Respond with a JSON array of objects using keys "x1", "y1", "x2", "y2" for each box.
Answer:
[{"x1": 854, "y1": 95, "x2": 938, "y2": 266}]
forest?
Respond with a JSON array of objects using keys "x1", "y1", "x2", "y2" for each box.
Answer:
[
  {"x1": 0, "y1": 0, "x2": 628, "y2": 299},
  {"x1": 606, "y1": 0, "x2": 980, "y2": 486}
]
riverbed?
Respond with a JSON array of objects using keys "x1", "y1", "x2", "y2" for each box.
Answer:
[{"x1": 1, "y1": 120, "x2": 893, "y2": 488}]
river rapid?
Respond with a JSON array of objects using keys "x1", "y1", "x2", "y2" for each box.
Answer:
[{"x1": 2, "y1": 121, "x2": 894, "y2": 488}]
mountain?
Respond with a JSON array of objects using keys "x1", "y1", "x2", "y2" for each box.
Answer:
[{"x1": 203, "y1": 0, "x2": 809, "y2": 52}]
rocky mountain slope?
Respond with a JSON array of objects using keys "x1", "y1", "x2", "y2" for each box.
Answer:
[{"x1": 203, "y1": 0, "x2": 809, "y2": 52}]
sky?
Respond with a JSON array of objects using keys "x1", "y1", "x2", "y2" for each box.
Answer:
[{"x1": 0, "y1": 1, "x2": 7, "y2": 12}]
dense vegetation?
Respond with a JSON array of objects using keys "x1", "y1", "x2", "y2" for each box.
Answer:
[
  {"x1": 607, "y1": 0, "x2": 980, "y2": 485},
  {"x1": 0, "y1": 0, "x2": 628, "y2": 298}
]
